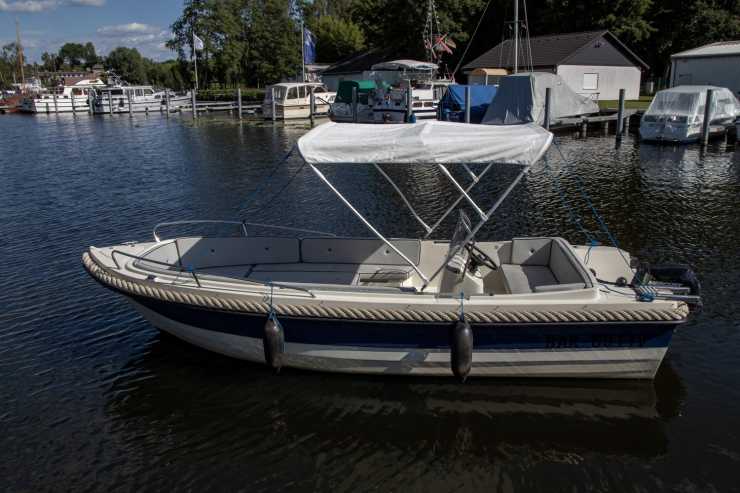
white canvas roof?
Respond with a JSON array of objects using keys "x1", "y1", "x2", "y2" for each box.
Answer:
[
  {"x1": 297, "y1": 121, "x2": 553, "y2": 166},
  {"x1": 482, "y1": 72, "x2": 599, "y2": 126},
  {"x1": 370, "y1": 60, "x2": 438, "y2": 72}
]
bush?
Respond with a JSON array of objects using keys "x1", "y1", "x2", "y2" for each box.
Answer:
[{"x1": 196, "y1": 87, "x2": 265, "y2": 102}]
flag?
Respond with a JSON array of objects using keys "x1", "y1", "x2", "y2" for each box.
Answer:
[
  {"x1": 193, "y1": 33, "x2": 204, "y2": 52},
  {"x1": 303, "y1": 27, "x2": 316, "y2": 65}
]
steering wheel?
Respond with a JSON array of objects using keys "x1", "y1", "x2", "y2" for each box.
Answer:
[{"x1": 465, "y1": 243, "x2": 499, "y2": 271}]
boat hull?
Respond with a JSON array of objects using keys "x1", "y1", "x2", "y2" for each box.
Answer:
[{"x1": 129, "y1": 295, "x2": 675, "y2": 379}]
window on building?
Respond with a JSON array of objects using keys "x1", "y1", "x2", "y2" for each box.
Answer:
[{"x1": 582, "y1": 73, "x2": 599, "y2": 90}]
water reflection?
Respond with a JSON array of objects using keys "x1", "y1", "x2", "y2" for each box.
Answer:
[{"x1": 103, "y1": 334, "x2": 685, "y2": 489}]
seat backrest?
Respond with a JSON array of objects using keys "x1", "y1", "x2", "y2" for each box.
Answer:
[
  {"x1": 510, "y1": 238, "x2": 552, "y2": 265},
  {"x1": 175, "y1": 237, "x2": 299, "y2": 268},
  {"x1": 301, "y1": 238, "x2": 421, "y2": 265},
  {"x1": 549, "y1": 238, "x2": 592, "y2": 286}
]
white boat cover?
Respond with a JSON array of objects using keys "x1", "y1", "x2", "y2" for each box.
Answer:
[
  {"x1": 371, "y1": 60, "x2": 438, "y2": 72},
  {"x1": 642, "y1": 85, "x2": 740, "y2": 122},
  {"x1": 297, "y1": 121, "x2": 553, "y2": 165},
  {"x1": 482, "y1": 72, "x2": 599, "y2": 125}
]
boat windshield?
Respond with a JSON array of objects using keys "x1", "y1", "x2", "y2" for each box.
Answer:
[
  {"x1": 268, "y1": 86, "x2": 287, "y2": 101},
  {"x1": 646, "y1": 92, "x2": 699, "y2": 115}
]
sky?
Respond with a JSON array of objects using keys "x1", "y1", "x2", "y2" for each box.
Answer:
[{"x1": 0, "y1": 0, "x2": 184, "y2": 62}]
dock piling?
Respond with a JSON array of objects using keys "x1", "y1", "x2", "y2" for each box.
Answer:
[
  {"x1": 271, "y1": 87, "x2": 277, "y2": 122},
  {"x1": 237, "y1": 88, "x2": 243, "y2": 121},
  {"x1": 53, "y1": 93, "x2": 58, "y2": 113},
  {"x1": 543, "y1": 87, "x2": 552, "y2": 130},
  {"x1": 701, "y1": 89, "x2": 714, "y2": 146},
  {"x1": 616, "y1": 88, "x2": 625, "y2": 140},
  {"x1": 192, "y1": 89, "x2": 198, "y2": 120},
  {"x1": 464, "y1": 86, "x2": 471, "y2": 123},
  {"x1": 127, "y1": 92, "x2": 133, "y2": 116},
  {"x1": 405, "y1": 85, "x2": 412, "y2": 122},
  {"x1": 71, "y1": 95, "x2": 76, "y2": 115},
  {"x1": 309, "y1": 86, "x2": 315, "y2": 127},
  {"x1": 352, "y1": 87, "x2": 358, "y2": 123},
  {"x1": 165, "y1": 89, "x2": 170, "y2": 116},
  {"x1": 107, "y1": 92, "x2": 113, "y2": 115}
]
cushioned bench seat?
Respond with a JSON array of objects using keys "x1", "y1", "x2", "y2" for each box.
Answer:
[
  {"x1": 499, "y1": 238, "x2": 591, "y2": 294},
  {"x1": 247, "y1": 262, "x2": 415, "y2": 286}
]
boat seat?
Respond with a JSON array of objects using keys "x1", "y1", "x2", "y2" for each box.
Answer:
[
  {"x1": 248, "y1": 262, "x2": 414, "y2": 286},
  {"x1": 301, "y1": 238, "x2": 421, "y2": 266},
  {"x1": 500, "y1": 237, "x2": 591, "y2": 294}
]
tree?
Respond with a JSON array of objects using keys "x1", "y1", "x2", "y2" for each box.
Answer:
[
  {"x1": 58, "y1": 43, "x2": 87, "y2": 68},
  {"x1": 106, "y1": 47, "x2": 147, "y2": 83},
  {"x1": 311, "y1": 15, "x2": 365, "y2": 62},
  {"x1": 83, "y1": 42, "x2": 98, "y2": 68},
  {"x1": 40, "y1": 52, "x2": 60, "y2": 72}
]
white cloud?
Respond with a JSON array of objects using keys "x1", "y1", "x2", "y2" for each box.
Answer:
[
  {"x1": 97, "y1": 22, "x2": 160, "y2": 36},
  {"x1": 0, "y1": 0, "x2": 58, "y2": 12},
  {"x1": 0, "y1": 0, "x2": 103, "y2": 11}
]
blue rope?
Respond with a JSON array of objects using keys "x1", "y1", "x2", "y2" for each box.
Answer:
[
  {"x1": 242, "y1": 144, "x2": 296, "y2": 212},
  {"x1": 551, "y1": 139, "x2": 636, "y2": 277}
]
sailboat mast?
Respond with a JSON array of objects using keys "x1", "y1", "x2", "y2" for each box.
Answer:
[
  {"x1": 16, "y1": 19, "x2": 25, "y2": 84},
  {"x1": 513, "y1": 0, "x2": 518, "y2": 74}
]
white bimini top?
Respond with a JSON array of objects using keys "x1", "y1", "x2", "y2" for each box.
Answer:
[{"x1": 297, "y1": 121, "x2": 553, "y2": 166}]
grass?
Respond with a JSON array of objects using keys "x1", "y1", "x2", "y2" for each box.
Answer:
[{"x1": 598, "y1": 95, "x2": 653, "y2": 111}]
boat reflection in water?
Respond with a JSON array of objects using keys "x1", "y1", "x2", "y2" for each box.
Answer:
[{"x1": 104, "y1": 333, "x2": 685, "y2": 489}]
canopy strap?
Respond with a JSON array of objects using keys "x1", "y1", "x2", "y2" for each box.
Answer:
[{"x1": 309, "y1": 164, "x2": 430, "y2": 285}]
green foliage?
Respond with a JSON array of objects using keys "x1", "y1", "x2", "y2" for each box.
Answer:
[
  {"x1": 106, "y1": 47, "x2": 147, "y2": 84},
  {"x1": 310, "y1": 15, "x2": 365, "y2": 62}
]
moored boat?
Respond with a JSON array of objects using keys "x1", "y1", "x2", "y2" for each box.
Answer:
[
  {"x1": 262, "y1": 82, "x2": 335, "y2": 120},
  {"x1": 20, "y1": 78, "x2": 105, "y2": 113},
  {"x1": 83, "y1": 121, "x2": 700, "y2": 379}
]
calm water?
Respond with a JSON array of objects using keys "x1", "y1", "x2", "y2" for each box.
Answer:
[{"x1": 1, "y1": 113, "x2": 740, "y2": 492}]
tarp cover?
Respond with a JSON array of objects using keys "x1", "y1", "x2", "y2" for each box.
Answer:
[
  {"x1": 370, "y1": 59, "x2": 438, "y2": 72},
  {"x1": 440, "y1": 85, "x2": 498, "y2": 124},
  {"x1": 297, "y1": 121, "x2": 553, "y2": 165},
  {"x1": 482, "y1": 72, "x2": 599, "y2": 125},
  {"x1": 642, "y1": 85, "x2": 740, "y2": 122}
]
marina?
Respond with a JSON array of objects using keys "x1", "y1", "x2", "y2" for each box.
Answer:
[{"x1": 1, "y1": 113, "x2": 739, "y2": 490}]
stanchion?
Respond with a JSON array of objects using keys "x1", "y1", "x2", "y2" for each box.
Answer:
[
  {"x1": 701, "y1": 88, "x2": 714, "y2": 147},
  {"x1": 464, "y1": 85, "x2": 471, "y2": 124},
  {"x1": 616, "y1": 88, "x2": 625, "y2": 140},
  {"x1": 543, "y1": 87, "x2": 552, "y2": 130}
]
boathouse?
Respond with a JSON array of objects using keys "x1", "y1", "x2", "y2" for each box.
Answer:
[
  {"x1": 462, "y1": 30, "x2": 648, "y2": 100},
  {"x1": 670, "y1": 41, "x2": 740, "y2": 96}
]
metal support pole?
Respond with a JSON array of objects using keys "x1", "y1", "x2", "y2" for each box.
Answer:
[
  {"x1": 309, "y1": 163, "x2": 430, "y2": 284},
  {"x1": 127, "y1": 91, "x2": 133, "y2": 116},
  {"x1": 352, "y1": 86, "x2": 358, "y2": 123},
  {"x1": 422, "y1": 166, "x2": 530, "y2": 291},
  {"x1": 616, "y1": 88, "x2": 625, "y2": 139},
  {"x1": 464, "y1": 85, "x2": 471, "y2": 123},
  {"x1": 437, "y1": 164, "x2": 488, "y2": 220},
  {"x1": 373, "y1": 164, "x2": 432, "y2": 234},
  {"x1": 237, "y1": 87, "x2": 243, "y2": 121},
  {"x1": 271, "y1": 87, "x2": 276, "y2": 122},
  {"x1": 543, "y1": 87, "x2": 551, "y2": 130},
  {"x1": 165, "y1": 89, "x2": 170, "y2": 116},
  {"x1": 406, "y1": 84, "x2": 412, "y2": 122},
  {"x1": 192, "y1": 89, "x2": 197, "y2": 120},
  {"x1": 701, "y1": 88, "x2": 714, "y2": 146},
  {"x1": 107, "y1": 92, "x2": 113, "y2": 115},
  {"x1": 309, "y1": 86, "x2": 315, "y2": 126},
  {"x1": 425, "y1": 164, "x2": 494, "y2": 238}
]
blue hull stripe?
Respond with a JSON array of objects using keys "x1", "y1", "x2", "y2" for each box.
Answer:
[{"x1": 130, "y1": 296, "x2": 676, "y2": 350}]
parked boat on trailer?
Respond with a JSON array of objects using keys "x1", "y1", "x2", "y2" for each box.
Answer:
[
  {"x1": 262, "y1": 82, "x2": 335, "y2": 120},
  {"x1": 639, "y1": 85, "x2": 740, "y2": 143},
  {"x1": 83, "y1": 121, "x2": 700, "y2": 380}
]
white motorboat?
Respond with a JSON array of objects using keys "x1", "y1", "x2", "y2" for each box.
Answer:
[
  {"x1": 92, "y1": 75, "x2": 190, "y2": 114},
  {"x1": 84, "y1": 121, "x2": 700, "y2": 379},
  {"x1": 640, "y1": 85, "x2": 740, "y2": 143},
  {"x1": 20, "y1": 78, "x2": 105, "y2": 113},
  {"x1": 262, "y1": 82, "x2": 335, "y2": 120}
]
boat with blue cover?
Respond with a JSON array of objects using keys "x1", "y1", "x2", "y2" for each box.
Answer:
[{"x1": 83, "y1": 121, "x2": 700, "y2": 379}]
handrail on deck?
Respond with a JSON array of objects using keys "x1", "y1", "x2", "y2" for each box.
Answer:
[{"x1": 153, "y1": 219, "x2": 336, "y2": 242}]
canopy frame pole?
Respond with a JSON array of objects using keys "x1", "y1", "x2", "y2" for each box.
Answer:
[
  {"x1": 437, "y1": 164, "x2": 488, "y2": 220},
  {"x1": 425, "y1": 163, "x2": 494, "y2": 238},
  {"x1": 421, "y1": 165, "x2": 529, "y2": 291},
  {"x1": 373, "y1": 163, "x2": 433, "y2": 235},
  {"x1": 309, "y1": 164, "x2": 430, "y2": 285},
  {"x1": 462, "y1": 164, "x2": 479, "y2": 182}
]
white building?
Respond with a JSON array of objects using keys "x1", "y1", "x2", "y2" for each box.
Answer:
[
  {"x1": 670, "y1": 41, "x2": 740, "y2": 97},
  {"x1": 462, "y1": 30, "x2": 649, "y2": 100}
]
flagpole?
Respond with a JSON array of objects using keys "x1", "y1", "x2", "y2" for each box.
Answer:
[
  {"x1": 192, "y1": 30, "x2": 199, "y2": 90},
  {"x1": 301, "y1": 21, "x2": 306, "y2": 82}
]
